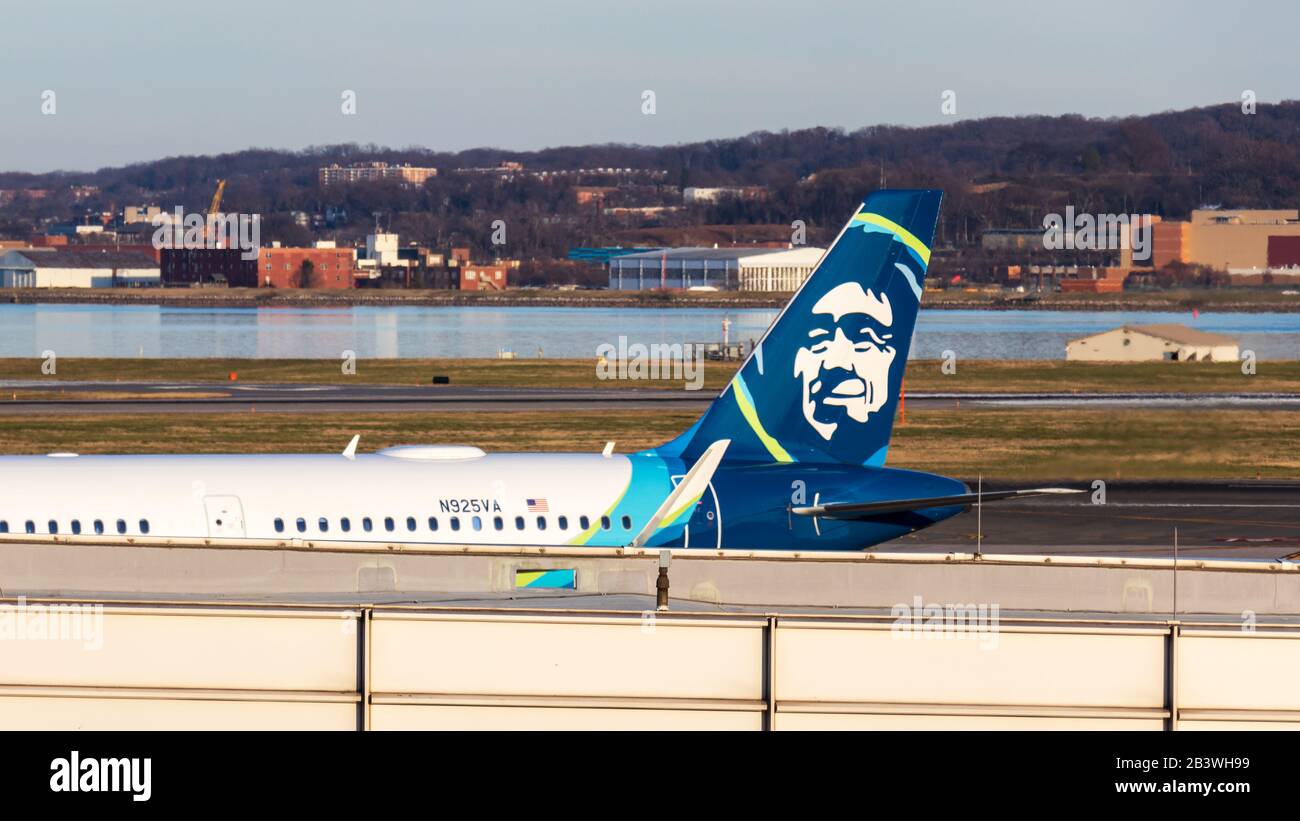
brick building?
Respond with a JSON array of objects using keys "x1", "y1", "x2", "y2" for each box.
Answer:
[
  {"x1": 161, "y1": 248, "x2": 258, "y2": 287},
  {"x1": 459, "y1": 263, "x2": 508, "y2": 291},
  {"x1": 162, "y1": 247, "x2": 357, "y2": 288},
  {"x1": 1058, "y1": 266, "x2": 1128, "y2": 293},
  {"x1": 257, "y1": 247, "x2": 357, "y2": 289}
]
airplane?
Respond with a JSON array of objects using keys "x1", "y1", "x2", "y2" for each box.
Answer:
[{"x1": 0, "y1": 189, "x2": 1079, "y2": 551}]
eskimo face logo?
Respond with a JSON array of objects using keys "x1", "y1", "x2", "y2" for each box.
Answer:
[{"x1": 793, "y1": 282, "x2": 896, "y2": 440}]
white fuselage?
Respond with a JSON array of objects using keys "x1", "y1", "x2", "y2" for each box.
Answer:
[{"x1": 0, "y1": 448, "x2": 652, "y2": 547}]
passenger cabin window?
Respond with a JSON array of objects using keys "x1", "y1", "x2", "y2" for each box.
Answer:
[
  {"x1": 427, "y1": 517, "x2": 438, "y2": 531},
  {"x1": 493, "y1": 516, "x2": 503, "y2": 531},
  {"x1": 384, "y1": 517, "x2": 395, "y2": 532},
  {"x1": 363, "y1": 517, "x2": 373, "y2": 533},
  {"x1": 25, "y1": 520, "x2": 36, "y2": 534},
  {"x1": 116, "y1": 519, "x2": 126, "y2": 535},
  {"x1": 71, "y1": 520, "x2": 81, "y2": 535},
  {"x1": 558, "y1": 516, "x2": 568, "y2": 530},
  {"x1": 579, "y1": 516, "x2": 590, "y2": 531},
  {"x1": 450, "y1": 517, "x2": 460, "y2": 531},
  {"x1": 139, "y1": 520, "x2": 150, "y2": 535},
  {"x1": 340, "y1": 517, "x2": 351, "y2": 533},
  {"x1": 406, "y1": 517, "x2": 416, "y2": 532},
  {"x1": 47, "y1": 520, "x2": 58, "y2": 534},
  {"x1": 600, "y1": 516, "x2": 611, "y2": 531},
  {"x1": 274, "y1": 518, "x2": 285, "y2": 534},
  {"x1": 318, "y1": 517, "x2": 329, "y2": 533},
  {"x1": 515, "y1": 516, "x2": 525, "y2": 530},
  {"x1": 296, "y1": 518, "x2": 306, "y2": 533},
  {"x1": 471, "y1": 516, "x2": 482, "y2": 531},
  {"x1": 621, "y1": 515, "x2": 632, "y2": 531},
  {"x1": 94, "y1": 520, "x2": 104, "y2": 535},
  {"x1": 0, "y1": 521, "x2": 7, "y2": 534},
  {"x1": 536, "y1": 516, "x2": 547, "y2": 531}
]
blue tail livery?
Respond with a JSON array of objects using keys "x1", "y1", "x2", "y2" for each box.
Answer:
[
  {"x1": 659, "y1": 189, "x2": 941, "y2": 467},
  {"x1": 633, "y1": 189, "x2": 1080, "y2": 549}
]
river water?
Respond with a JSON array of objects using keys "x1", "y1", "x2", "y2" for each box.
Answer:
[{"x1": 0, "y1": 303, "x2": 1296, "y2": 360}]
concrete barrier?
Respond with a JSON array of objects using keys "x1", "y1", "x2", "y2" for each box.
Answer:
[
  {"x1": 0, "y1": 534, "x2": 1297, "y2": 615},
  {"x1": 0, "y1": 599, "x2": 1297, "y2": 730},
  {"x1": 0, "y1": 604, "x2": 359, "y2": 730}
]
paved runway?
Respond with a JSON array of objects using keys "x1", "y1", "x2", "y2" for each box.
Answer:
[
  {"x1": 901, "y1": 480, "x2": 1300, "y2": 560},
  {"x1": 5, "y1": 379, "x2": 1300, "y2": 413},
  {"x1": 3, "y1": 382, "x2": 1299, "y2": 560},
  {"x1": 0, "y1": 380, "x2": 711, "y2": 413}
]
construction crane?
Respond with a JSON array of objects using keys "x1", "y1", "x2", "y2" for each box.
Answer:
[
  {"x1": 205, "y1": 180, "x2": 226, "y2": 248},
  {"x1": 208, "y1": 179, "x2": 226, "y2": 217}
]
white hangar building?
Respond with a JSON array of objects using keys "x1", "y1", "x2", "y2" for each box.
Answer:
[
  {"x1": 607, "y1": 246, "x2": 826, "y2": 292},
  {"x1": 0, "y1": 248, "x2": 161, "y2": 288},
  {"x1": 1066, "y1": 324, "x2": 1240, "y2": 362}
]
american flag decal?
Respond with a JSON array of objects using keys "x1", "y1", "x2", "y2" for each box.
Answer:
[{"x1": 526, "y1": 498, "x2": 549, "y2": 512}]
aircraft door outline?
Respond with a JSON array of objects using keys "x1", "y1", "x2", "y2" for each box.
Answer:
[{"x1": 203, "y1": 495, "x2": 247, "y2": 538}]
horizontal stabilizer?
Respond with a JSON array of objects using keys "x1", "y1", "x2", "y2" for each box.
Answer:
[{"x1": 792, "y1": 487, "x2": 1083, "y2": 520}]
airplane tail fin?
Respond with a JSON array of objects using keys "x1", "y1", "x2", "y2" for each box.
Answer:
[{"x1": 655, "y1": 189, "x2": 942, "y2": 466}]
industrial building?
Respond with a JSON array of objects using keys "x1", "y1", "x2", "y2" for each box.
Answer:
[
  {"x1": 1152, "y1": 208, "x2": 1300, "y2": 275},
  {"x1": 159, "y1": 234, "x2": 508, "y2": 290},
  {"x1": 985, "y1": 208, "x2": 1300, "y2": 288},
  {"x1": 608, "y1": 247, "x2": 825, "y2": 291},
  {"x1": 0, "y1": 248, "x2": 159, "y2": 288},
  {"x1": 1066, "y1": 324, "x2": 1239, "y2": 362}
]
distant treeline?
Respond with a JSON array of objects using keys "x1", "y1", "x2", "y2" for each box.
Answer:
[{"x1": 2, "y1": 102, "x2": 1298, "y2": 263}]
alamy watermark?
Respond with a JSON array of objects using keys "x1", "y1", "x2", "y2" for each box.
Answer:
[
  {"x1": 596, "y1": 336, "x2": 705, "y2": 391},
  {"x1": 890, "y1": 595, "x2": 1000, "y2": 650},
  {"x1": 0, "y1": 596, "x2": 103, "y2": 650},
  {"x1": 152, "y1": 208, "x2": 261, "y2": 261},
  {"x1": 50, "y1": 751, "x2": 150, "y2": 801},
  {"x1": 1043, "y1": 207, "x2": 1153, "y2": 262}
]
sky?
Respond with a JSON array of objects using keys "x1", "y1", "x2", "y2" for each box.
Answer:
[{"x1": 1, "y1": 0, "x2": 1298, "y2": 173}]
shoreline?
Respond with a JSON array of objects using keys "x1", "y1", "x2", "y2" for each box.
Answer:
[{"x1": 3, "y1": 288, "x2": 1300, "y2": 312}]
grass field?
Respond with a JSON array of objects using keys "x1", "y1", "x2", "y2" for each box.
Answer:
[
  {"x1": 898, "y1": 359, "x2": 1299, "y2": 393},
  {"x1": 0, "y1": 357, "x2": 1295, "y2": 394},
  {"x1": 0, "y1": 357, "x2": 733, "y2": 391},
  {"x1": 0, "y1": 407, "x2": 1293, "y2": 480}
]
